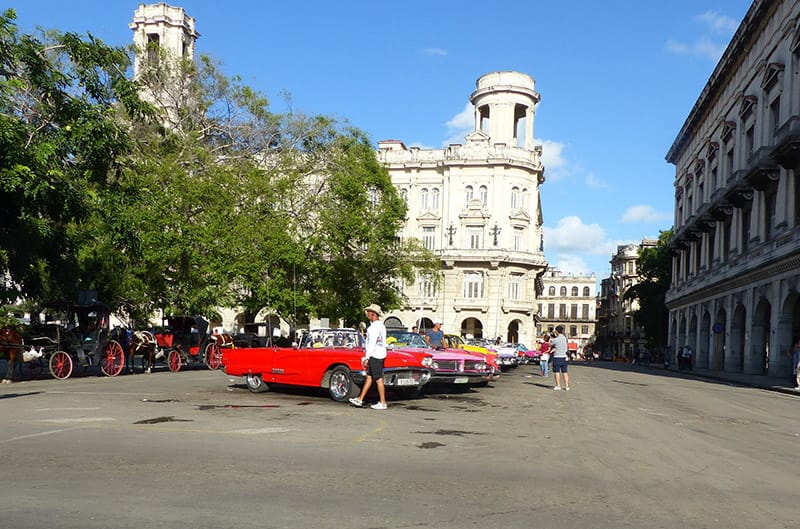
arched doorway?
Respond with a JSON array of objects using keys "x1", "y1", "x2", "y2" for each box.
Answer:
[
  {"x1": 461, "y1": 317, "x2": 484, "y2": 340},
  {"x1": 776, "y1": 291, "x2": 800, "y2": 377},
  {"x1": 699, "y1": 310, "x2": 711, "y2": 369},
  {"x1": 506, "y1": 320, "x2": 521, "y2": 343},
  {"x1": 731, "y1": 303, "x2": 746, "y2": 373},
  {"x1": 417, "y1": 317, "x2": 434, "y2": 333},
  {"x1": 751, "y1": 298, "x2": 770, "y2": 375},
  {"x1": 714, "y1": 308, "x2": 727, "y2": 371},
  {"x1": 384, "y1": 316, "x2": 404, "y2": 330},
  {"x1": 688, "y1": 311, "x2": 698, "y2": 362}
]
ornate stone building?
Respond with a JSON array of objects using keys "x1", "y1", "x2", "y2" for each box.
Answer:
[
  {"x1": 666, "y1": 0, "x2": 800, "y2": 377},
  {"x1": 536, "y1": 269, "x2": 596, "y2": 352},
  {"x1": 596, "y1": 240, "x2": 656, "y2": 360},
  {"x1": 378, "y1": 71, "x2": 548, "y2": 346}
]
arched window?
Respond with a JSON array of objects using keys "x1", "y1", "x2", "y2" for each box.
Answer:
[
  {"x1": 420, "y1": 188, "x2": 428, "y2": 210},
  {"x1": 431, "y1": 188, "x2": 440, "y2": 210},
  {"x1": 548, "y1": 286, "x2": 555, "y2": 296},
  {"x1": 465, "y1": 185, "x2": 474, "y2": 203},
  {"x1": 559, "y1": 286, "x2": 567, "y2": 297},
  {"x1": 511, "y1": 186, "x2": 520, "y2": 209},
  {"x1": 571, "y1": 286, "x2": 579, "y2": 296},
  {"x1": 583, "y1": 286, "x2": 590, "y2": 297},
  {"x1": 399, "y1": 188, "x2": 408, "y2": 203},
  {"x1": 479, "y1": 185, "x2": 488, "y2": 206}
]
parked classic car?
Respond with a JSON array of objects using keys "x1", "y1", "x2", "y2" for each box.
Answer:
[
  {"x1": 490, "y1": 343, "x2": 520, "y2": 371},
  {"x1": 386, "y1": 330, "x2": 491, "y2": 387},
  {"x1": 443, "y1": 333, "x2": 500, "y2": 380},
  {"x1": 221, "y1": 328, "x2": 434, "y2": 402}
]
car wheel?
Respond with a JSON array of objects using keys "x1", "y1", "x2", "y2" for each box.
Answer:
[
  {"x1": 328, "y1": 366, "x2": 359, "y2": 402},
  {"x1": 246, "y1": 373, "x2": 269, "y2": 393}
]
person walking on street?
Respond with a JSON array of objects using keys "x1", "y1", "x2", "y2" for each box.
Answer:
[
  {"x1": 349, "y1": 304, "x2": 388, "y2": 410},
  {"x1": 790, "y1": 336, "x2": 800, "y2": 390},
  {"x1": 425, "y1": 321, "x2": 445, "y2": 349},
  {"x1": 550, "y1": 325, "x2": 569, "y2": 390},
  {"x1": 538, "y1": 334, "x2": 551, "y2": 377}
]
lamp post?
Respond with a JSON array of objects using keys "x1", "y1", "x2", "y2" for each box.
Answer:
[
  {"x1": 490, "y1": 223, "x2": 501, "y2": 246},
  {"x1": 446, "y1": 223, "x2": 456, "y2": 246}
]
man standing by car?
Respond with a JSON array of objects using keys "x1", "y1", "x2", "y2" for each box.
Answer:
[
  {"x1": 425, "y1": 321, "x2": 445, "y2": 349},
  {"x1": 349, "y1": 304, "x2": 388, "y2": 410},
  {"x1": 550, "y1": 325, "x2": 570, "y2": 391}
]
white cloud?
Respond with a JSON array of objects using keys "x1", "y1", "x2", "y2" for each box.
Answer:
[
  {"x1": 620, "y1": 205, "x2": 672, "y2": 224},
  {"x1": 536, "y1": 138, "x2": 568, "y2": 181},
  {"x1": 550, "y1": 254, "x2": 591, "y2": 275},
  {"x1": 666, "y1": 10, "x2": 738, "y2": 62},
  {"x1": 666, "y1": 37, "x2": 727, "y2": 62},
  {"x1": 543, "y1": 216, "x2": 614, "y2": 256},
  {"x1": 442, "y1": 102, "x2": 473, "y2": 145},
  {"x1": 694, "y1": 11, "x2": 739, "y2": 34},
  {"x1": 419, "y1": 47, "x2": 448, "y2": 57},
  {"x1": 585, "y1": 172, "x2": 609, "y2": 190}
]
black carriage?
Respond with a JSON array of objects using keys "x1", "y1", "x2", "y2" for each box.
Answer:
[{"x1": 153, "y1": 315, "x2": 232, "y2": 372}]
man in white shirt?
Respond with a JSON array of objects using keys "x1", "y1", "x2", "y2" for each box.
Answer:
[
  {"x1": 550, "y1": 325, "x2": 570, "y2": 391},
  {"x1": 349, "y1": 304, "x2": 388, "y2": 409}
]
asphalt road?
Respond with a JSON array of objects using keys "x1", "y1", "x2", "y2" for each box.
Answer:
[{"x1": 1, "y1": 361, "x2": 798, "y2": 529}]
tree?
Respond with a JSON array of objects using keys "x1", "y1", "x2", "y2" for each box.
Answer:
[
  {"x1": 0, "y1": 9, "x2": 148, "y2": 308},
  {"x1": 623, "y1": 229, "x2": 673, "y2": 348}
]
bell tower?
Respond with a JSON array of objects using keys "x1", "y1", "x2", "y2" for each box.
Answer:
[
  {"x1": 469, "y1": 71, "x2": 540, "y2": 149},
  {"x1": 129, "y1": 3, "x2": 199, "y2": 78}
]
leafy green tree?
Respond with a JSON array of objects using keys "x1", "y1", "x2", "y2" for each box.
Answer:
[
  {"x1": 0, "y1": 9, "x2": 147, "y2": 308},
  {"x1": 623, "y1": 229, "x2": 673, "y2": 348}
]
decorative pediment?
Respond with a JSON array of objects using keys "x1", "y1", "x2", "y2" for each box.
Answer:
[
  {"x1": 706, "y1": 141, "x2": 719, "y2": 161},
  {"x1": 416, "y1": 211, "x2": 441, "y2": 225},
  {"x1": 761, "y1": 62, "x2": 784, "y2": 91},
  {"x1": 721, "y1": 120, "x2": 737, "y2": 143},
  {"x1": 459, "y1": 199, "x2": 490, "y2": 222},
  {"x1": 738, "y1": 95, "x2": 758, "y2": 118},
  {"x1": 464, "y1": 130, "x2": 490, "y2": 144},
  {"x1": 509, "y1": 210, "x2": 531, "y2": 225}
]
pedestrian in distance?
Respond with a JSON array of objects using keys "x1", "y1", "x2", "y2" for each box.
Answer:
[
  {"x1": 789, "y1": 336, "x2": 800, "y2": 389},
  {"x1": 550, "y1": 325, "x2": 570, "y2": 391},
  {"x1": 425, "y1": 321, "x2": 445, "y2": 349},
  {"x1": 538, "y1": 334, "x2": 551, "y2": 377},
  {"x1": 349, "y1": 304, "x2": 388, "y2": 410}
]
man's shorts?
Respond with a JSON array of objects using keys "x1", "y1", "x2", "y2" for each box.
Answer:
[
  {"x1": 552, "y1": 357, "x2": 568, "y2": 373},
  {"x1": 367, "y1": 357, "x2": 385, "y2": 380}
]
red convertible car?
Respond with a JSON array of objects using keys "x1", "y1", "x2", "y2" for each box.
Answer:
[{"x1": 221, "y1": 328, "x2": 434, "y2": 402}]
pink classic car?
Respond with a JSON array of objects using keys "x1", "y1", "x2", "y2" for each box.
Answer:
[{"x1": 386, "y1": 330, "x2": 491, "y2": 388}]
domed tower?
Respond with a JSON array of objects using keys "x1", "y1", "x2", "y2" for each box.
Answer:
[
  {"x1": 469, "y1": 71, "x2": 540, "y2": 149},
  {"x1": 129, "y1": 3, "x2": 199, "y2": 78}
]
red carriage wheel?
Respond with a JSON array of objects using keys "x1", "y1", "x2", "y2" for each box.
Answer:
[
  {"x1": 167, "y1": 349, "x2": 182, "y2": 372},
  {"x1": 204, "y1": 342, "x2": 222, "y2": 370},
  {"x1": 49, "y1": 351, "x2": 73, "y2": 380},
  {"x1": 99, "y1": 340, "x2": 125, "y2": 377}
]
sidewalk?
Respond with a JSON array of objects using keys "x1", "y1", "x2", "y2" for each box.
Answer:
[{"x1": 660, "y1": 364, "x2": 800, "y2": 396}]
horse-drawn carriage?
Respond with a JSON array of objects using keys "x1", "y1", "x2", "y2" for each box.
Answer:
[
  {"x1": 0, "y1": 301, "x2": 125, "y2": 381},
  {"x1": 127, "y1": 315, "x2": 233, "y2": 373}
]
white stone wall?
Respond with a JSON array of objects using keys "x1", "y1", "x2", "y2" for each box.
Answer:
[{"x1": 666, "y1": 0, "x2": 800, "y2": 377}]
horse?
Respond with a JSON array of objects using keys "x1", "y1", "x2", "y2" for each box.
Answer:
[
  {"x1": 127, "y1": 330, "x2": 158, "y2": 374},
  {"x1": 0, "y1": 327, "x2": 24, "y2": 383}
]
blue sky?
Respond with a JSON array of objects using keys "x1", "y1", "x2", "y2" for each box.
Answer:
[{"x1": 11, "y1": 0, "x2": 753, "y2": 280}]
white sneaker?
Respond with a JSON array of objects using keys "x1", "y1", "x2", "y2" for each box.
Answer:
[
  {"x1": 565, "y1": 386, "x2": 570, "y2": 391},
  {"x1": 348, "y1": 398, "x2": 363, "y2": 407},
  {"x1": 370, "y1": 402, "x2": 388, "y2": 410},
  {"x1": 553, "y1": 386, "x2": 561, "y2": 391}
]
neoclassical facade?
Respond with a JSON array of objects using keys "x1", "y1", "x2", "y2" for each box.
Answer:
[
  {"x1": 536, "y1": 269, "x2": 596, "y2": 350},
  {"x1": 596, "y1": 240, "x2": 655, "y2": 359},
  {"x1": 666, "y1": 0, "x2": 800, "y2": 377},
  {"x1": 378, "y1": 72, "x2": 548, "y2": 346}
]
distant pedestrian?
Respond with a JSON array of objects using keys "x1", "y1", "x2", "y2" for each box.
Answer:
[
  {"x1": 349, "y1": 304, "x2": 388, "y2": 410},
  {"x1": 550, "y1": 325, "x2": 569, "y2": 391},
  {"x1": 664, "y1": 345, "x2": 672, "y2": 369},
  {"x1": 789, "y1": 336, "x2": 800, "y2": 389},
  {"x1": 425, "y1": 321, "x2": 445, "y2": 349},
  {"x1": 538, "y1": 334, "x2": 551, "y2": 377}
]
